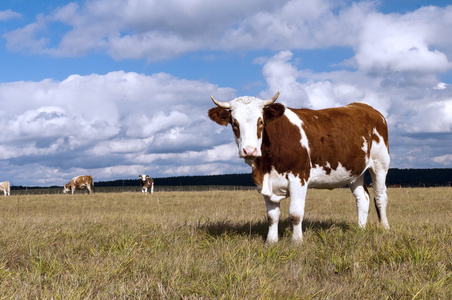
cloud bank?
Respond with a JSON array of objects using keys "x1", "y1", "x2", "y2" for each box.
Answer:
[{"x1": 1, "y1": 0, "x2": 452, "y2": 186}]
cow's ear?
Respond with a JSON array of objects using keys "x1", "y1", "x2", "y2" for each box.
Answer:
[
  {"x1": 208, "y1": 107, "x2": 231, "y2": 126},
  {"x1": 264, "y1": 103, "x2": 285, "y2": 123}
]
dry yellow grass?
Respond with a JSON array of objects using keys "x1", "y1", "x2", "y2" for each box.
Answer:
[{"x1": 0, "y1": 188, "x2": 450, "y2": 298}]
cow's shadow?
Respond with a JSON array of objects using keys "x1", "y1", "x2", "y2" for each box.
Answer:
[{"x1": 199, "y1": 218, "x2": 351, "y2": 241}]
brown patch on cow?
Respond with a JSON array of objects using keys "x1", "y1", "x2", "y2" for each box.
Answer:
[
  {"x1": 231, "y1": 119, "x2": 241, "y2": 139},
  {"x1": 208, "y1": 107, "x2": 242, "y2": 139},
  {"x1": 263, "y1": 103, "x2": 285, "y2": 122},
  {"x1": 252, "y1": 109, "x2": 311, "y2": 186},
  {"x1": 291, "y1": 102, "x2": 388, "y2": 176},
  {"x1": 141, "y1": 177, "x2": 154, "y2": 188},
  {"x1": 208, "y1": 107, "x2": 231, "y2": 126},
  {"x1": 257, "y1": 117, "x2": 264, "y2": 139},
  {"x1": 267, "y1": 216, "x2": 276, "y2": 225},
  {"x1": 290, "y1": 215, "x2": 301, "y2": 226}
]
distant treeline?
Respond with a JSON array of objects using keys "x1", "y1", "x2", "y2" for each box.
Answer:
[
  {"x1": 11, "y1": 168, "x2": 452, "y2": 191},
  {"x1": 96, "y1": 173, "x2": 255, "y2": 188},
  {"x1": 96, "y1": 168, "x2": 451, "y2": 188}
]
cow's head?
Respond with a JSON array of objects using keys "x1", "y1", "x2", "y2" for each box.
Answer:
[
  {"x1": 208, "y1": 91, "x2": 284, "y2": 163},
  {"x1": 139, "y1": 174, "x2": 148, "y2": 182},
  {"x1": 63, "y1": 184, "x2": 70, "y2": 194}
]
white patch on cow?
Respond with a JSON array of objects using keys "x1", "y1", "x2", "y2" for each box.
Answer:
[
  {"x1": 285, "y1": 109, "x2": 310, "y2": 152},
  {"x1": 361, "y1": 136, "x2": 368, "y2": 154},
  {"x1": 361, "y1": 136, "x2": 370, "y2": 169},
  {"x1": 308, "y1": 162, "x2": 356, "y2": 189},
  {"x1": 0, "y1": 181, "x2": 10, "y2": 196},
  {"x1": 229, "y1": 97, "x2": 266, "y2": 157},
  {"x1": 369, "y1": 129, "x2": 390, "y2": 172},
  {"x1": 259, "y1": 168, "x2": 291, "y2": 203}
]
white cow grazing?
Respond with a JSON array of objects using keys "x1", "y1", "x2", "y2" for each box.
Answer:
[
  {"x1": 0, "y1": 181, "x2": 10, "y2": 196},
  {"x1": 209, "y1": 92, "x2": 390, "y2": 244},
  {"x1": 139, "y1": 174, "x2": 154, "y2": 195}
]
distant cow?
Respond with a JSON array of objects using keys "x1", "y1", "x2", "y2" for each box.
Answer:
[
  {"x1": 139, "y1": 174, "x2": 154, "y2": 195},
  {"x1": 0, "y1": 181, "x2": 10, "y2": 196},
  {"x1": 208, "y1": 92, "x2": 390, "y2": 244},
  {"x1": 63, "y1": 175, "x2": 94, "y2": 194}
]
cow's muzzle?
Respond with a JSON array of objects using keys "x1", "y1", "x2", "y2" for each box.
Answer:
[{"x1": 240, "y1": 146, "x2": 259, "y2": 159}]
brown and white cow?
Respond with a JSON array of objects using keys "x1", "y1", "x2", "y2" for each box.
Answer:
[
  {"x1": 139, "y1": 174, "x2": 154, "y2": 195},
  {"x1": 63, "y1": 175, "x2": 94, "y2": 194},
  {"x1": 208, "y1": 92, "x2": 390, "y2": 244},
  {"x1": 0, "y1": 181, "x2": 10, "y2": 196}
]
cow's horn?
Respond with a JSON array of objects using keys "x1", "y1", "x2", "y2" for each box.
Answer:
[
  {"x1": 211, "y1": 96, "x2": 231, "y2": 109},
  {"x1": 262, "y1": 91, "x2": 280, "y2": 106}
]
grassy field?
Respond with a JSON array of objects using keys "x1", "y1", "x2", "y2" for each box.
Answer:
[{"x1": 0, "y1": 188, "x2": 450, "y2": 299}]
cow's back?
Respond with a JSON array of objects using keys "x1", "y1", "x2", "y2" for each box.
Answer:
[
  {"x1": 294, "y1": 103, "x2": 388, "y2": 177},
  {"x1": 75, "y1": 175, "x2": 93, "y2": 185}
]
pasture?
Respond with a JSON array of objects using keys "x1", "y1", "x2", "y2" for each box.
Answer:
[{"x1": 0, "y1": 188, "x2": 450, "y2": 299}]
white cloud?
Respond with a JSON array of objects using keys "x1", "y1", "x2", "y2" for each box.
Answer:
[
  {"x1": 260, "y1": 51, "x2": 308, "y2": 107},
  {"x1": 5, "y1": 0, "x2": 452, "y2": 68},
  {"x1": 354, "y1": 11, "x2": 452, "y2": 74},
  {"x1": 0, "y1": 71, "x2": 235, "y2": 185},
  {"x1": 0, "y1": 9, "x2": 21, "y2": 21},
  {"x1": 433, "y1": 154, "x2": 452, "y2": 164}
]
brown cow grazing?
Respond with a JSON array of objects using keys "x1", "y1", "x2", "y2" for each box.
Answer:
[
  {"x1": 0, "y1": 181, "x2": 10, "y2": 196},
  {"x1": 209, "y1": 92, "x2": 390, "y2": 244},
  {"x1": 139, "y1": 174, "x2": 154, "y2": 195},
  {"x1": 63, "y1": 175, "x2": 94, "y2": 194}
]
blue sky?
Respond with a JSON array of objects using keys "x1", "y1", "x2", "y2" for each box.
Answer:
[{"x1": 0, "y1": 0, "x2": 452, "y2": 186}]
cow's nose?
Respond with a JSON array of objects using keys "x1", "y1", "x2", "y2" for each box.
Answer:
[{"x1": 241, "y1": 146, "x2": 258, "y2": 157}]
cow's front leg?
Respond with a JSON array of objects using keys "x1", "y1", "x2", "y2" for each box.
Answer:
[
  {"x1": 264, "y1": 196, "x2": 280, "y2": 244},
  {"x1": 289, "y1": 180, "x2": 308, "y2": 244}
]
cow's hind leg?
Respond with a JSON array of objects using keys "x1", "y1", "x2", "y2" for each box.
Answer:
[
  {"x1": 369, "y1": 167, "x2": 390, "y2": 229},
  {"x1": 264, "y1": 196, "x2": 280, "y2": 244},
  {"x1": 349, "y1": 174, "x2": 370, "y2": 228}
]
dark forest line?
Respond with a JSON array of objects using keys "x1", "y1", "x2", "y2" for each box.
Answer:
[
  {"x1": 90, "y1": 168, "x2": 452, "y2": 188},
  {"x1": 11, "y1": 168, "x2": 452, "y2": 191}
]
